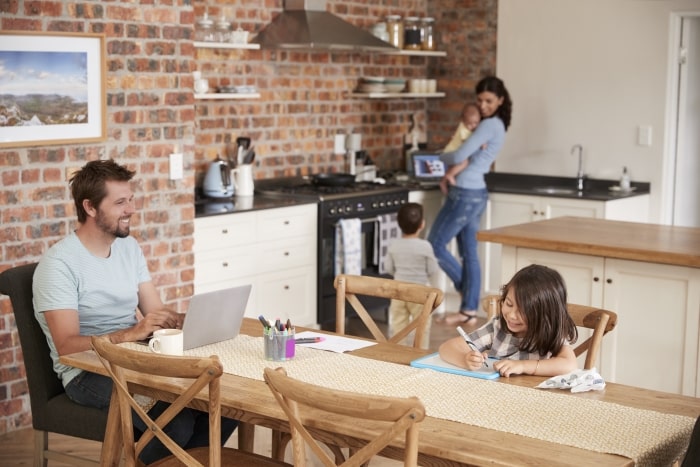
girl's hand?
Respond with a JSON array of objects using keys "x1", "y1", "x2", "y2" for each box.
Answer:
[
  {"x1": 464, "y1": 350, "x2": 487, "y2": 370},
  {"x1": 493, "y1": 359, "x2": 528, "y2": 377}
]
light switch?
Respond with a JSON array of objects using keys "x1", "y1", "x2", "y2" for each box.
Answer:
[
  {"x1": 637, "y1": 125, "x2": 652, "y2": 147},
  {"x1": 169, "y1": 152, "x2": 183, "y2": 180}
]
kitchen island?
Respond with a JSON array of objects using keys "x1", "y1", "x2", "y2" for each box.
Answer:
[{"x1": 478, "y1": 217, "x2": 700, "y2": 396}]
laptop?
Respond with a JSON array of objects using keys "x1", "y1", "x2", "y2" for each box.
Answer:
[
  {"x1": 180, "y1": 284, "x2": 252, "y2": 350},
  {"x1": 410, "y1": 151, "x2": 446, "y2": 187}
]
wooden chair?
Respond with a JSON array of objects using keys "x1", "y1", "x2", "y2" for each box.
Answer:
[
  {"x1": 480, "y1": 295, "x2": 618, "y2": 369},
  {"x1": 90, "y1": 335, "x2": 288, "y2": 467},
  {"x1": 0, "y1": 263, "x2": 107, "y2": 467},
  {"x1": 334, "y1": 274, "x2": 444, "y2": 349},
  {"x1": 263, "y1": 367, "x2": 425, "y2": 467}
]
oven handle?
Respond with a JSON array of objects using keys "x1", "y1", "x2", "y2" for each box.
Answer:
[{"x1": 332, "y1": 216, "x2": 380, "y2": 227}]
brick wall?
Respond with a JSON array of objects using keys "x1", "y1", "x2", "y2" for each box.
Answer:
[{"x1": 0, "y1": 0, "x2": 496, "y2": 433}]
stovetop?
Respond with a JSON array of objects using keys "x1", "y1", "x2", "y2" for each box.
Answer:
[{"x1": 255, "y1": 176, "x2": 408, "y2": 201}]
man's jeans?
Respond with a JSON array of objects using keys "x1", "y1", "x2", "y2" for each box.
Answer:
[
  {"x1": 65, "y1": 370, "x2": 238, "y2": 464},
  {"x1": 428, "y1": 186, "x2": 488, "y2": 311}
]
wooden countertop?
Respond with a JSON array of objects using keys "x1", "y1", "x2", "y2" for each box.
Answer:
[{"x1": 477, "y1": 216, "x2": 700, "y2": 268}]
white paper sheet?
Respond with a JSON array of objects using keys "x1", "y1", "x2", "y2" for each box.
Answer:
[{"x1": 295, "y1": 330, "x2": 376, "y2": 353}]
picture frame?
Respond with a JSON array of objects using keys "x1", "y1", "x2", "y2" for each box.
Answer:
[{"x1": 0, "y1": 31, "x2": 106, "y2": 148}]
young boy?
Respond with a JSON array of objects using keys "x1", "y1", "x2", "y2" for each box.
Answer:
[
  {"x1": 384, "y1": 203, "x2": 440, "y2": 348},
  {"x1": 439, "y1": 102, "x2": 482, "y2": 194}
]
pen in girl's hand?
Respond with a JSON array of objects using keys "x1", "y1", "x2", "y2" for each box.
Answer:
[{"x1": 456, "y1": 326, "x2": 488, "y2": 368}]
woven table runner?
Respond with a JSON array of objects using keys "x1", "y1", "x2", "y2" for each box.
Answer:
[{"x1": 125, "y1": 336, "x2": 694, "y2": 466}]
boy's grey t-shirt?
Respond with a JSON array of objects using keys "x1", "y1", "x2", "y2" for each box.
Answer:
[
  {"x1": 33, "y1": 231, "x2": 151, "y2": 387},
  {"x1": 384, "y1": 237, "x2": 439, "y2": 285}
]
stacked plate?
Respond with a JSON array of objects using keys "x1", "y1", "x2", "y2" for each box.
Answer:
[{"x1": 356, "y1": 77, "x2": 407, "y2": 93}]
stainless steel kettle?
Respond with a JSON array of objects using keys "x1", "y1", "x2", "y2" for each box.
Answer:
[{"x1": 203, "y1": 156, "x2": 234, "y2": 198}]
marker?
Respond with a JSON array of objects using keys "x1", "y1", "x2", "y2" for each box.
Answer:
[
  {"x1": 258, "y1": 315, "x2": 270, "y2": 330},
  {"x1": 294, "y1": 337, "x2": 325, "y2": 344},
  {"x1": 456, "y1": 326, "x2": 488, "y2": 368}
]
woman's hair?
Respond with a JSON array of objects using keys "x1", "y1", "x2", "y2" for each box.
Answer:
[
  {"x1": 70, "y1": 159, "x2": 136, "y2": 223},
  {"x1": 498, "y1": 264, "x2": 577, "y2": 356},
  {"x1": 476, "y1": 76, "x2": 512, "y2": 131}
]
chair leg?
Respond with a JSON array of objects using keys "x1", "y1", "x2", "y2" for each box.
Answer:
[{"x1": 34, "y1": 430, "x2": 48, "y2": 467}]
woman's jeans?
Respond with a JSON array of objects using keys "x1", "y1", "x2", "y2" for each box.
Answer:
[
  {"x1": 428, "y1": 186, "x2": 488, "y2": 311},
  {"x1": 65, "y1": 370, "x2": 238, "y2": 464}
]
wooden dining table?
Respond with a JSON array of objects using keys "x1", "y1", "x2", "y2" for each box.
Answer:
[{"x1": 60, "y1": 318, "x2": 699, "y2": 466}]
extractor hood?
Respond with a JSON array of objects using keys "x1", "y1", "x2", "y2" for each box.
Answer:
[{"x1": 251, "y1": 0, "x2": 398, "y2": 52}]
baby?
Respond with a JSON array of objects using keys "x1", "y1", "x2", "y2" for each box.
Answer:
[{"x1": 439, "y1": 103, "x2": 481, "y2": 194}]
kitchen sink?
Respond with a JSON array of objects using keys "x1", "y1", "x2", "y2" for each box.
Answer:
[{"x1": 532, "y1": 186, "x2": 579, "y2": 195}]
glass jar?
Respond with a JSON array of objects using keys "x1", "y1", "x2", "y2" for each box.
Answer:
[
  {"x1": 403, "y1": 16, "x2": 422, "y2": 50},
  {"x1": 215, "y1": 16, "x2": 231, "y2": 43},
  {"x1": 195, "y1": 13, "x2": 215, "y2": 42},
  {"x1": 421, "y1": 17, "x2": 435, "y2": 51},
  {"x1": 385, "y1": 15, "x2": 403, "y2": 49}
]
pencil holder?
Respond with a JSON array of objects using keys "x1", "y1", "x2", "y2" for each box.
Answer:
[{"x1": 264, "y1": 328, "x2": 295, "y2": 361}]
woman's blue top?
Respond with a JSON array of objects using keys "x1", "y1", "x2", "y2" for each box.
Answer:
[{"x1": 439, "y1": 116, "x2": 506, "y2": 189}]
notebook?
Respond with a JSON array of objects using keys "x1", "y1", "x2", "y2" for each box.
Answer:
[
  {"x1": 410, "y1": 352, "x2": 500, "y2": 380},
  {"x1": 410, "y1": 152, "x2": 446, "y2": 186},
  {"x1": 181, "y1": 284, "x2": 252, "y2": 350}
]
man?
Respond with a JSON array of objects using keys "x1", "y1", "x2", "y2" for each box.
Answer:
[{"x1": 33, "y1": 159, "x2": 236, "y2": 463}]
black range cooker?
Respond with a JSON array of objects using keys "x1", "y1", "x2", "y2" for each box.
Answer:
[{"x1": 256, "y1": 177, "x2": 409, "y2": 330}]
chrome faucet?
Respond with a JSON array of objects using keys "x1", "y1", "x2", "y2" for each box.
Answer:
[{"x1": 571, "y1": 144, "x2": 585, "y2": 191}]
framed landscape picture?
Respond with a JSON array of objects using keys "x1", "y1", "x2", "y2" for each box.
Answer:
[{"x1": 0, "y1": 31, "x2": 106, "y2": 148}]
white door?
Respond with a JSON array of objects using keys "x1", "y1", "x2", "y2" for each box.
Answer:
[{"x1": 668, "y1": 15, "x2": 700, "y2": 227}]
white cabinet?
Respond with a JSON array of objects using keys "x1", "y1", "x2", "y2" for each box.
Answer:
[
  {"x1": 194, "y1": 204, "x2": 318, "y2": 327},
  {"x1": 502, "y1": 246, "x2": 700, "y2": 396},
  {"x1": 482, "y1": 193, "x2": 650, "y2": 294}
]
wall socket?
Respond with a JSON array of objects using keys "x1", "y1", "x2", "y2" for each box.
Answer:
[
  {"x1": 334, "y1": 133, "x2": 346, "y2": 154},
  {"x1": 169, "y1": 152, "x2": 183, "y2": 180}
]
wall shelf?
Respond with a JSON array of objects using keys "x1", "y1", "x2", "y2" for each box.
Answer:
[
  {"x1": 384, "y1": 50, "x2": 446, "y2": 57},
  {"x1": 195, "y1": 93, "x2": 261, "y2": 100},
  {"x1": 350, "y1": 92, "x2": 445, "y2": 99},
  {"x1": 193, "y1": 41, "x2": 260, "y2": 50}
]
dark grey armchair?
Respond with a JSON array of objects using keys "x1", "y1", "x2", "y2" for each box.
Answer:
[{"x1": 0, "y1": 263, "x2": 107, "y2": 466}]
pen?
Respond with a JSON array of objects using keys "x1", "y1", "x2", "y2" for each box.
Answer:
[
  {"x1": 258, "y1": 315, "x2": 269, "y2": 330},
  {"x1": 456, "y1": 326, "x2": 488, "y2": 368},
  {"x1": 294, "y1": 337, "x2": 325, "y2": 344}
]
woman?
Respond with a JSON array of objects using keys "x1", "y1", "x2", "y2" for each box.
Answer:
[{"x1": 428, "y1": 76, "x2": 512, "y2": 326}]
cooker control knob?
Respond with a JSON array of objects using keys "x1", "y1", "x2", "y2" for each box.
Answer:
[
  {"x1": 380, "y1": 201, "x2": 386, "y2": 207},
  {"x1": 329, "y1": 207, "x2": 336, "y2": 215},
  {"x1": 371, "y1": 202, "x2": 379, "y2": 209},
  {"x1": 345, "y1": 205, "x2": 353, "y2": 213}
]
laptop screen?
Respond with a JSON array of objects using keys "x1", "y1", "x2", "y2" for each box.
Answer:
[{"x1": 412, "y1": 152, "x2": 446, "y2": 180}]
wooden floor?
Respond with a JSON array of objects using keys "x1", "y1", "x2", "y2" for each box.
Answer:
[{"x1": 0, "y1": 293, "x2": 485, "y2": 466}]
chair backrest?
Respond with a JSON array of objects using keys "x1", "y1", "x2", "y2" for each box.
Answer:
[
  {"x1": 334, "y1": 274, "x2": 443, "y2": 349},
  {"x1": 91, "y1": 335, "x2": 224, "y2": 466},
  {"x1": 263, "y1": 367, "x2": 425, "y2": 467},
  {"x1": 0, "y1": 263, "x2": 64, "y2": 424},
  {"x1": 480, "y1": 295, "x2": 617, "y2": 370}
]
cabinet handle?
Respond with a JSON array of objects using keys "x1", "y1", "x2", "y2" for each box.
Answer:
[
  {"x1": 222, "y1": 262, "x2": 229, "y2": 268},
  {"x1": 284, "y1": 285, "x2": 290, "y2": 290},
  {"x1": 532, "y1": 210, "x2": 538, "y2": 215},
  {"x1": 284, "y1": 251, "x2": 290, "y2": 256},
  {"x1": 221, "y1": 229, "x2": 228, "y2": 234},
  {"x1": 593, "y1": 277, "x2": 599, "y2": 282},
  {"x1": 283, "y1": 220, "x2": 290, "y2": 225},
  {"x1": 606, "y1": 278, "x2": 612, "y2": 284}
]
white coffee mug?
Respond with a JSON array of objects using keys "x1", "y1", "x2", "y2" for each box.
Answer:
[{"x1": 148, "y1": 329, "x2": 184, "y2": 356}]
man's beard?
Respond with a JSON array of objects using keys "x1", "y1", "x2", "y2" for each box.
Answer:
[{"x1": 95, "y1": 211, "x2": 130, "y2": 238}]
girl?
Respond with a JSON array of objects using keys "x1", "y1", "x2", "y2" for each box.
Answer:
[{"x1": 438, "y1": 264, "x2": 579, "y2": 377}]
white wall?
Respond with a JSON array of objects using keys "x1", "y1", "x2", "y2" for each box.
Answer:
[{"x1": 496, "y1": 0, "x2": 699, "y2": 223}]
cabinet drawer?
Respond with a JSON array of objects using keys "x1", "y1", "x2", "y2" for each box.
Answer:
[
  {"x1": 259, "y1": 238, "x2": 316, "y2": 272},
  {"x1": 255, "y1": 268, "x2": 316, "y2": 327},
  {"x1": 194, "y1": 212, "x2": 257, "y2": 252},
  {"x1": 194, "y1": 245, "x2": 257, "y2": 284},
  {"x1": 257, "y1": 205, "x2": 316, "y2": 242}
]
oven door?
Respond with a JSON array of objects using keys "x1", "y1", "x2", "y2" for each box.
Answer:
[{"x1": 318, "y1": 217, "x2": 391, "y2": 330}]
